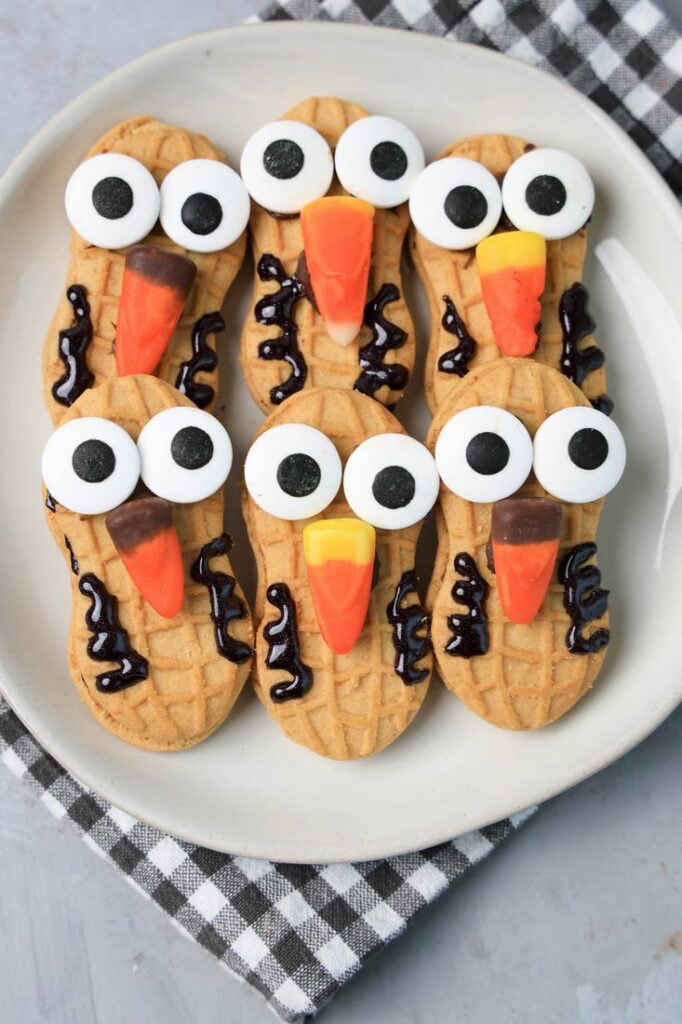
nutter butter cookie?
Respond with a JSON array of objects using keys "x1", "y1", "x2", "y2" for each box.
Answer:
[
  {"x1": 41, "y1": 374, "x2": 253, "y2": 751},
  {"x1": 43, "y1": 116, "x2": 250, "y2": 423},
  {"x1": 426, "y1": 358, "x2": 626, "y2": 730},
  {"x1": 242, "y1": 387, "x2": 436, "y2": 760},
  {"x1": 239, "y1": 98, "x2": 423, "y2": 411},
  {"x1": 409, "y1": 134, "x2": 610, "y2": 414}
]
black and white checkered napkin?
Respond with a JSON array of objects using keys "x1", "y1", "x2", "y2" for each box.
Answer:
[
  {"x1": 0, "y1": 704, "x2": 533, "y2": 1020},
  {"x1": 2, "y1": 2, "x2": 681, "y2": 1021}
]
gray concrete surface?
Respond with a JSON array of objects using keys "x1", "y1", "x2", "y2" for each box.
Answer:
[{"x1": 1, "y1": 3, "x2": 681, "y2": 1022}]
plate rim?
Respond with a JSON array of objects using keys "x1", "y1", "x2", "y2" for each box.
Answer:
[{"x1": 1, "y1": 20, "x2": 681, "y2": 862}]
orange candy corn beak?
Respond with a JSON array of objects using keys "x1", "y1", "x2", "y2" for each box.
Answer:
[
  {"x1": 115, "y1": 245, "x2": 197, "y2": 376},
  {"x1": 303, "y1": 518, "x2": 376, "y2": 655},
  {"x1": 476, "y1": 231, "x2": 546, "y2": 356},
  {"x1": 491, "y1": 497, "x2": 562, "y2": 625},
  {"x1": 106, "y1": 497, "x2": 185, "y2": 619},
  {"x1": 300, "y1": 196, "x2": 375, "y2": 346}
]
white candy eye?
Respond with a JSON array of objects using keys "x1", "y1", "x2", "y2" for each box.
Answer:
[
  {"x1": 240, "y1": 121, "x2": 334, "y2": 215},
  {"x1": 137, "y1": 407, "x2": 232, "y2": 503},
  {"x1": 533, "y1": 407, "x2": 625, "y2": 503},
  {"x1": 159, "y1": 159, "x2": 250, "y2": 253},
  {"x1": 502, "y1": 148, "x2": 594, "y2": 240},
  {"x1": 435, "y1": 406, "x2": 533, "y2": 503},
  {"x1": 334, "y1": 115, "x2": 425, "y2": 208},
  {"x1": 409, "y1": 157, "x2": 502, "y2": 250},
  {"x1": 65, "y1": 154, "x2": 160, "y2": 249},
  {"x1": 244, "y1": 423, "x2": 342, "y2": 521},
  {"x1": 343, "y1": 434, "x2": 439, "y2": 530},
  {"x1": 42, "y1": 417, "x2": 140, "y2": 515}
]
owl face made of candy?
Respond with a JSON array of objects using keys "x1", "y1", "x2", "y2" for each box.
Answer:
[
  {"x1": 409, "y1": 134, "x2": 609, "y2": 414},
  {"x1": 42, "y1": 374, "x2": 253, "y2": 751},
  {"x1": 426, "y1": 358, "x2": 625, "y2": 731},
  {"x1": 239, "y1": 97, "x2": 425, "y2": 411},
  {"x1": 242, "y1": 387, "x2": 437, "y2": 760},
  {"x1": 43, "y1": 116, "x2": 250, "y2": 423}
]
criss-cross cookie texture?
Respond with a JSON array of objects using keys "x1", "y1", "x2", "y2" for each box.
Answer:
[
  {"x1": 45, "y1": 375, "x2": 253, "y2": 750},
  {"x1": 240, "y1": 96, "x2": 415, "y2": 411},
  {"x1": 411, "y1": 132, "x2": 609, "y2": 413},
  {"x1": 42, "y1": 116, "x2": 246, "y2": 423},
  {"x1": 245, "y1": 387, "x2": 431, "y2": 760},
  {"x1": 427, "y1": 359, "x2": 608, "y2": 730}
]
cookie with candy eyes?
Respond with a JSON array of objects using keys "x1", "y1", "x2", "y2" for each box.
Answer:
[
  {"x1": 42, "y1": 116, "x2": 250, "y2": 424},
  {"x1": 239, "y1": 97, "x2": 424, "y2": 412},
  {"x1": 409, "y1": 133, "x2": 609, "y2": 415},
  {"x1": 242, "y1": 387, "x2": 436, "y2": 760},
  {"x1": 42, "y1": 374, "x2": 253, "y2": 752},
  {"x1": 426, "y1": 358, "x2": 626, "y2": 731}
]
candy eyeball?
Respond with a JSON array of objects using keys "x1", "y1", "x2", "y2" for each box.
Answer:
[
  {"x1": 137, "y1": 407, "x2": 233, "y2": 503},
  {"x1": 159, "y1": 159, "x2": 250, "y2": 253},
  {"x1": 501, "y1": 148, "x2": 594, "y2": 240},
  {"x1": 533, "y1": 407, "x2": 625, "y2": 503},
  {"x1": 343, "y1": 433, "x2": 439, "y2": 530},
  {"x1": 334, "y1": 115, "x2": 425, "y2": 208},
  {"x1": 42, "y1": 417, "x2": 140, "y2": 515},
  {"x1": 435, "y1": 406, "x2": 533, "y2": 503},
  {"x1": 65, "y1": 154, "x2": 160, "y2": 249},
  {"x1": 409, "y1": 157, "x2": 502, "y2": 250},
  {"x1": 245, "y1": 423, "x2": 342, "y2": 521},
  {"x1": 240, "y1": 121, "x2": 334, "y2": 215}
]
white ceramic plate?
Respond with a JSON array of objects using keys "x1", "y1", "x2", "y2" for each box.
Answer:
[{"x1": 1, "y1": 22, "x2": 681, "y2": 863}]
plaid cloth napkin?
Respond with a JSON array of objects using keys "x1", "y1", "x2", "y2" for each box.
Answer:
[{"x1": 2, "y1": 1, "x2": 681, "y2": 1021}]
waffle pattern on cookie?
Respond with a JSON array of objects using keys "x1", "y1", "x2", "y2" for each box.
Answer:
[
  {"x1": 45, "y1": 375, "x2": 253, "y2": 751},
  {"x1": 244, "y1": 388, "x2": 431, "y2": 760},
  {"x1": 411, "y1": 133, "x2": 608, "y2": 413},
  {"x1": 42, "y1": 117, "x2": 246, "y2": 424},
  {"x1": 240, "y1": 97, "x2": 415, "y2": 411},
  {"x1": 427, "y1": 359, "x2": 608, "y2": 730}
]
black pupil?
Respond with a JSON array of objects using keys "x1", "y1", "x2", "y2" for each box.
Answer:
[
  {"x1": 525, "y1": 174, "x2": 567, "y2": 216},
  {"x1": 466, "y1": 432, "x2": 510, "y2": 475},
  {"x1": 277, "y1": 453, "x2": 321, "y2": 497},
  {"x1": 72, "y1": 439, "x2": 116, "y2": 483},
  {"x1": 372, "y1": 466, "x2": 416, "y2": 509},
  {"x1": 181, "y1": 193, "x2": 223, "y2": 236},
  {"x1": 263, "y1": 139, "x2": 305, "y2": 180},
  {"x1": 568, "y1": 427, "x2": 608, "y2": 470},
  {"x1": 370, "y1": 141, "x2": 408, "y2": 182},
  {"x1": 171, "y1": 426, "x2": 214, "y2": 470},
  {"x1": 91, "y1": 176, "x2": 134, "y2": 220},
  {"x1": 444, "y1": 186, "x2": 488, "y2": 230}
]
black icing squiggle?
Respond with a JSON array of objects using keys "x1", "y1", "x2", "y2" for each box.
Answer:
[
  {"x1": 175, "y1": 312, "x2": 224, "y2": 409},
  {"x1": 354, "y1": 283, "x2": 409, "y2": 402},
  {"x1": 79, "y1": 573, "x2": 149, "y2": 694},
  {"x1": 190, "y1": 533, "x2": 251, "y2": 664},
  {"x1": 64, "y1": 536, "x2": 79, "y2": 576},
  {"x1": 52, "y1": 285, "x2": 94, "y2": 407},
  {"x1": 255, "y1": 254, "x2": 307, "y2": 405},
  {"x1": 559, "y1": 283, "x2": 612, "y2": 414},
  {"x1": 558, "y1": 542, "x2": 610, "y2": 654},
  {"x1": 437, "y1": 295, "x2": 476, "y2": 377},
  {"x1": 264, "y1": 583, "x2": 312, "y2": 703},
  {"x1": 386, "y1": 570, "x2": 431, "y2": 685},
  {"x1": 445, "y1": 553, "x2": 489, "y2": 659}
]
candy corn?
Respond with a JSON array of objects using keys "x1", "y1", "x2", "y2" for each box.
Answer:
[
  {"x1": 303, "y1": 517, "x2": 375, "y2": 654},
  {"x1": 116, "y1": 245, "x2": 196, "y2": 376},
  {"x1": 300, "y1": 196, "x2": 375, "y2": 346},
  {"x1": 491, "y1": 497, "x2": 561, "y2": 624},
  {"x1": 476, "y1": 231, "x2": 546, "y2": 357},
  {"x1": 106, "y1": 497, "x2": 184, "y2": 618}
]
